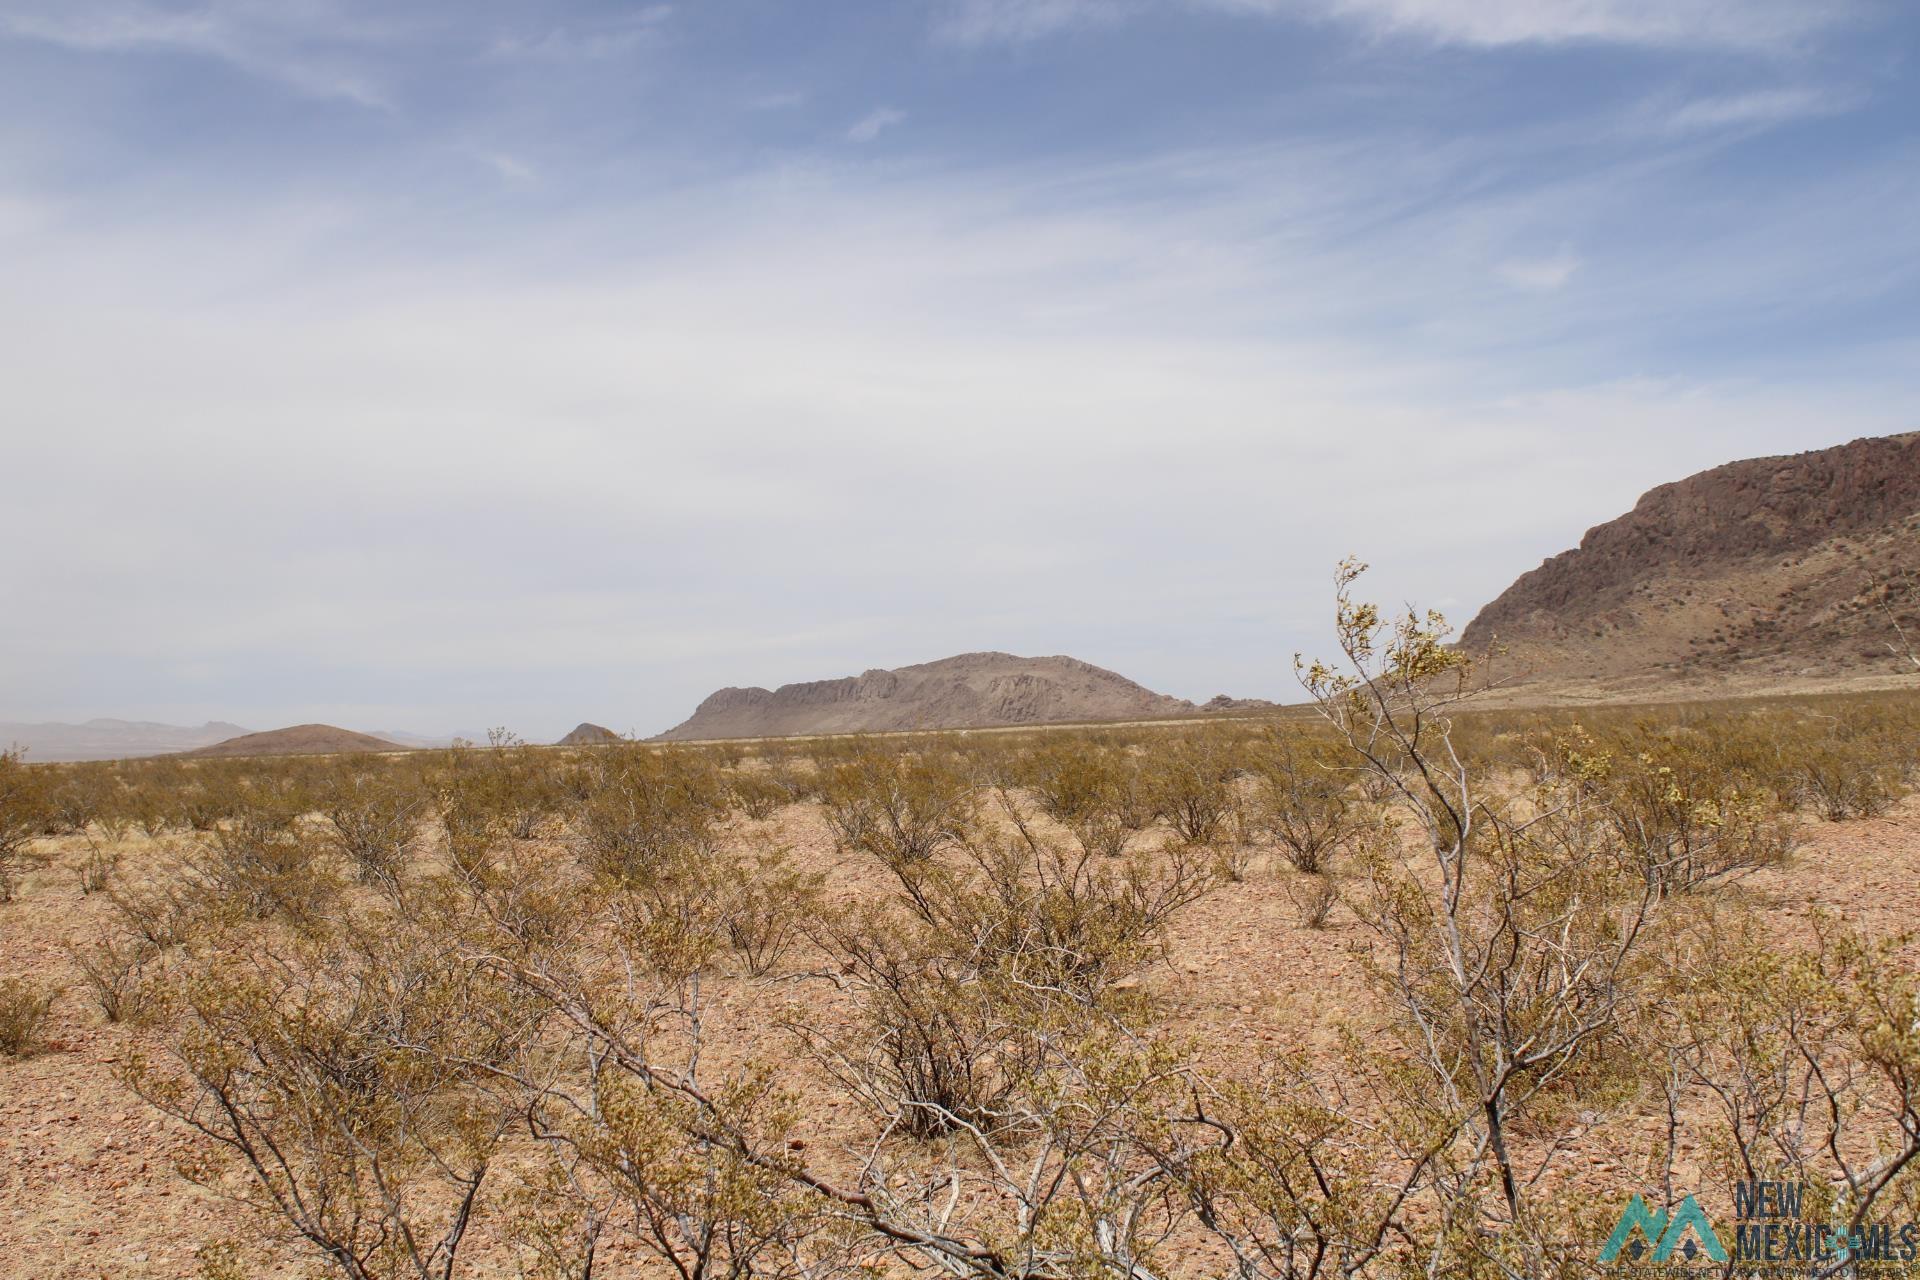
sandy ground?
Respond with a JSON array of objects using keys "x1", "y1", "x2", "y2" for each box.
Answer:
[{"x1": 4, "y1": 795, "x2": 1918, "y2": 1278}]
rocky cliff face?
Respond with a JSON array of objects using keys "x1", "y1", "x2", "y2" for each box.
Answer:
[
  {"x1": 657, "y1": 652, "x2": 1195, "y2": 740},
  {"x1": 1461, "y1": 433, "x2": 1920, "y2": 685}
]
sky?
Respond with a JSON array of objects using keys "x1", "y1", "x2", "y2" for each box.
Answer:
[{"x1": 2, "y1": 0, "x2": 1917, "y2": 740}]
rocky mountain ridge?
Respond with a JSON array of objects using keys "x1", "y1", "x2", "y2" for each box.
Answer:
[
  {"x1": 657, "y1": 651, "x2": 1196, "y2": 740},
  {"x1": 1462, "y1": 432, "x2": 1920, "y2": 688}
]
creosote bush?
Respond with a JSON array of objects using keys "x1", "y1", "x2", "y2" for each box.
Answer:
[
  {"x1": 1249, "y1": 730, "x2": 1367, "y2": 874},
  {"x1": 0, "y1": 748, "x2": 48, "y2": 901},
  {"x1": 820, "y1": 746, "x2": 977, "y2": 868},
  {"x1": 0, "y1": 976, "x2": 54, "y2": 1056}
]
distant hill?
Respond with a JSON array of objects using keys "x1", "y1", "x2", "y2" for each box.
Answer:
[
  {"x1": 180, "y1": 724, "x2": 406, "y2": 758},
  {"x1": 0, "y1": 719, "x2": 252, "y2": 762},
  {"x1": 657, "y1": 652, "x2": 1195, "y2": 740},
  {"x1": 1462, "y1": 432, "x2": 1920, "y2": 691},
  {"x1": 558, "y1": 723, "x2": 621, "y2": 745}
]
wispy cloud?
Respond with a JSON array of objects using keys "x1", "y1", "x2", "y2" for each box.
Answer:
[
  {"x1": 0, "y1": 1, "x2": 398, "y2": 107},
  {"x1": 468, "y1": 148, "x2": 536, "y2": 183},
  {"x1": 746, "y1": 90, "x2": 808, "y2": 111},
  {"x1": 1275, "y1": 0, "x2": 1853, "y2": 49},
  {"x1": 1497, "y1": 250, "x2": 1580, "y2": 292},
  {"x1": 488, "y1": 6, "x2": 673, "y2": 61},
  {"x1": 935, "y1": 0, "x2": 1133, "y2": 45},
  {"x1": 941, "y1": 0, "x2": 1856, "y2": 50},
  {"x1": 847, "y1": 106, "x2": 907, "y2": 142},
  {"x1": 1664, "y1": 87, "x2": 1857, "y2": 133}
]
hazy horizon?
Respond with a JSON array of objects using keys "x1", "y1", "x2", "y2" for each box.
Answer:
[{"x1": 5, "y1": 1, "x2": 1918, "y2": 740}]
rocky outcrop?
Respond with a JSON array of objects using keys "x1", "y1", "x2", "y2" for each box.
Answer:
[
  {"x1": 657, "y1": 652, "x2": 1194, "y2": 740},
  {"x1": 1201, "y1": 694, "x2": 1279, "y2": 712},
  {"x1": 1462, "y1": 433, "x2": 1920, "y2": 684}
]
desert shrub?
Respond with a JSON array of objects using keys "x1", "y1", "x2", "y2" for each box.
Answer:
[
  {"x1": 1142, "y1": 735, "x2": 1237, "y2": 846},
  {"x1": 441, "y1": 786, "x2": 506, "y2": 888},
  {"x1": 1300, "y1": 562, "x2": 1662, "y2": 1265},
  {"x1": 1282, "y1": 872, "x2": 1338, "y2": 929},
  {"x1": 1249, "y1": 732, "x2": 1367, "y2": 874},
  {"x1": 722, "y1": 841, "x2": 824, "y2": 977},
  {"x1": 469, "y1": 730, "x2": 567, "y2": 839},
  {"x1": 67, "y1": 932, "x2": 159, "y2": 1023},
  {"x1": 820, "y1": 748, "x2": 977, "y2": 869},
  {"x1": 108, "y1": 872, "x2": 220, "y2": 949},
  {"x1": 815, "y1": 910, "x2": 1042, "y2": 1138},
  {"x1": 0, "y1": 977, "x2": 54, "y2": 1056},
  {"x1": 435, "y1": 735, "x2": 555, "y2": 855},
  {"x1": 865, "y1": 791, "x2": 1218, "y2": 1005},
  {"x1": 1797, "y1": 729, "x2": 1904, "y2": 821},
  {"x1": 807, "y1": 790, "x2": 1217, "y2": 1140},
  {"x1": 607, "y1": 846, "x2": 736, "y2": 986},
  {"x1": 1576, "y1": 728, "x2": 1798, "y2": 894},
  {"x1": 1025, "y1": 737, "x2": 1118, "y2": 823},
  {"x1": 77, "y1": 840, "x2": 120, "y2": 895},
  {"x1": 515, "y1": 1065, "x2": 832, "y2": 1280},
  {"x1": 1670, "y1": 910, "x2": 1920, "y2": 1236},
  {"x1": 569, "y1": 746, "x2": 729, "y2": 888},
  {"x1": 746, "y1": 748, "x2": 822, "y2": 805},
  {"x1": 0, "y1": 749, "x2": 47, "y2": 901},
  {"x1": 322, "y1": 767, "x2": 425, "y2": 889},
  {"x1": 192, "y1": 813, "x2": 338, "y2": 922},
  {"x1": 1023, "y1": 738, "x2": 1155, "y2": 858},
  {"x1": 1788, "y1": 725, "x2": 1909, "y2": 820},
  {"x1": 130, "y1": 912, "x2": 541, "y2": 1280},
  {"x1": 725, "y1": 768, "x2": 791, "y2": 821},
  {"x1": 172, "y1": 779, "x2": 240, "y2": 833},
  {"x1": 131, "y1": 784, "x2": 175, "y2": 837},
  {"x1": 40, "y1": 770, "x2": 106, "y2": 835}
]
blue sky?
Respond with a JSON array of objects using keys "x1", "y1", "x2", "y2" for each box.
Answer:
[{"x1": 2, "y1": 0, "x2": 1917, "y2": 738}]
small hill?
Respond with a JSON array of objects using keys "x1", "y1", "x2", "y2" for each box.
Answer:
[
  {"x1": 558, "y1": 723, "x2": 621, "y2": 746},
  {"x1": 657, "y1": 652, "x2": 1195, "y2": 740},
  {"x1": 180, "y1": 724, "x2": 406, "y2": 758},
  {"x1": 1462, "y1": 432, "x2": 1920, "y2": 692}
]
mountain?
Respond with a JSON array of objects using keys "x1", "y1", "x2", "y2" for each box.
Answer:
[
  {"x1": 180, "y1": 724, "x2": 407, "y2": 758},
  {"x1": 657, "y1": 652, "x2": 1195, "y2": 740},
  {"x1": 0, "y1": 719, "x2": 252, "y2": 762},
  {"x1": 1462, "y1": 432, "x2": 1920, "y2": 691}
]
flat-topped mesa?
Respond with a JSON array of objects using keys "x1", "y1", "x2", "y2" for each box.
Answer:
[
  {"x1": 657, "y1": 651, "x2": 1194, "y2": 740},
  {"x1": 1461, "y1": 432, "x2": 1920, "y2": 685}
]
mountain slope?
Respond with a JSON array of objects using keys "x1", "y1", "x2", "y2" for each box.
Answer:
[
  {"x1": 1462, "y1": 432, "x2": 1920, "y2": 688},
  {"x1": 180, "y1": 725, "x2": 406, "y2": 758},
  {"x1": 658, "y1": 652, "x2": 1194, "y2": 740}
]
